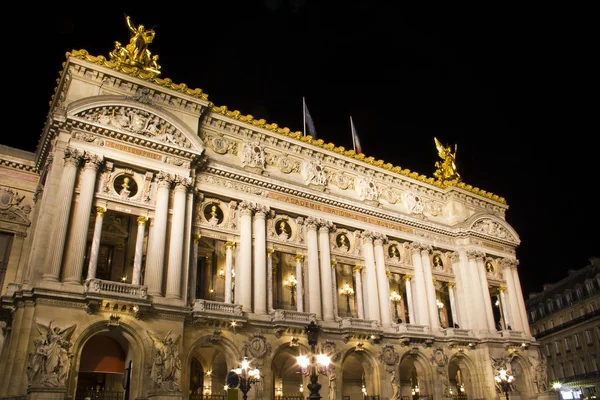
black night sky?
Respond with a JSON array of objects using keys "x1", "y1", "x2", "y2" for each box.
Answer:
[{"x1": 5, "y1": 2, "x2": 597, "y2": 297}]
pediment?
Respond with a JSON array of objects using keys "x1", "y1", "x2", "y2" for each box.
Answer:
[{"x1": 466, "y1": 215, "x2": 520, "y2": 244}]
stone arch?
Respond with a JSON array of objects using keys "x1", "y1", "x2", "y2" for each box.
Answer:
[
  {"x1": 339, "y1": 346, "x2": 382, "y2": 399},
  {"x1": 448, "y1": 352, "x2": 481, "y2": 400},
  {"x1": 66, "y1": 95, "x2": 205, "y2": 153},
  {"x1": 509, "y1": 353, "x2": 536, "y2": 399},
  {"x1": 270, "y1": 341, "x2": 307, "y2": 398},
  {"x1": 183, "y1": 333, "x2": 242, "y2": 396},
  {"x1": 398, "y1": 349, "x2": 434, "y2": 399},
  {"x1": 68, "y1": 319, "x2": 146, "y2": 400}
]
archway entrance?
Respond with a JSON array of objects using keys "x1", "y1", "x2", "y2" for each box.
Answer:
[
  {"x1": 75, "y1": 333, "x2": 129, "y2": 400},
  {"x1": 341, "y1": 352, "x2": 371, "y2": 400}
]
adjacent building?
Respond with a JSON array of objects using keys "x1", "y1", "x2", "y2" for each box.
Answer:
[
  {"x1": 526, "y1": 257, "x2": 600, "y2": 399},
  {"x1": 0, "y1": 16, "x2": 550, "y2": 400}
]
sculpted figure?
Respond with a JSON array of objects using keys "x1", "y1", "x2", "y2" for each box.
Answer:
[
  {"x1": 390, "y1": 370, "x2": 400, "y2": 400},
  {"x1": 433, "y1": 137, "x2": 461, "y2": 183},
  {"x1": 328, "y1": 372, "x2": 337, "y2": 400},
  {"x1": 148, "y1": 330, "x2": 182, "y2": 392}
]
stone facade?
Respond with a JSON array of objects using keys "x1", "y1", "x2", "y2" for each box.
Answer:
[{"x1": 0, "y1": 22, "x2": 548, "y2": 400}]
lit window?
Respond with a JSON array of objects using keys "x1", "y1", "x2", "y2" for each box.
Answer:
[{"x1": 585, "y1": 330, "x2": 593, "y2": 345}]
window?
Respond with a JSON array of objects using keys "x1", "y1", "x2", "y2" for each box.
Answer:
[
  {"x1": 569, "y1": 312, "x2": 574, "y2": 321},
  {"x1": 545, "y1": 344, "x2": 551, "y2": 357},
  {"x1": 593, "y1": 355, "x2": 599, "y2": 372},
  {"x1": 574, "y1": 333, "x2": 582, "y2": 349},
  {"x1": 566, "y1": 292, "x2": 573, "y2": 305},
  {"x1": 581, "y1": 357, "x2": 587, "y2": 374},
  {"x1": 559, "y1": 362, "x2": 566, "y2": 378},
  {"x1": 580, "y1": 307, "x2": 585, "y2": 317},
  {"x1": 547, "y1": 301, "x2": 554, "y2": 313},
  {"x1": 585, "y1": 330, "x2": 593, "y2": 345},
  {"x1": 539, "y1": 305, "x2": 545, "y2": 317},
  {"x1": 531, "y1": 310, "x2": 537, "y2": 322},
  {"x1": 559, "y1": 316, "x2": 564, "y2": 325},
  {"x1": 556, "y1": 297, "x2": 563, "y2": 308},
  {"x1": 586, "y1": 281, "x2": 596, "y2": 295},
  {"x1": 548, "y1": 320, "x2": 554, "y2": 329},
  {"x1": 591, "y1": 303, "x2": 597, "y2": 312},
  {"x1": 576, "y1": 286, "x2": 583, "y2": 300},
  {"x1": 564, "y1": 337, "x2": 571, "y2": 352},
  {"x1": 550, "y1": 365, "x2": 556, "y2": 380},
  {"x1": 555, "y1": 341, "x2": 562, "y2": 355},
  {"x1": 0, "y1": 231, "x2": 14, "y2": 292}
]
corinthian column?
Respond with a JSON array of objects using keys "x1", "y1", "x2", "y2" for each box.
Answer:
[
  {"x1": 189, "y1": 234, "x2": 201, "y2": 302},
  {"x1": 253, "y1": 206, "x2": 268, "y2": 315},
  {"x1": 225, "y1": 241, "x2": 236, "y2": 304},
  {"x1": 362, "y1": 232, "x2": 381, "y2": 323},
  {"x1": 145, "y1": 172, "x2": 172, "y2": 296},
  {"x1": 43, "y1": 148, "x2": 82, "y2": 282},
  {"x1": 166, "y1": 178, "x2": 190, "y2": 299},
  {"x1": 318, "y1": 221, "x2": 335, "y2": 321},
  {"x1": 305, "y1": 217, "x2": 322, "y2": 319},
  {"x1": 404, "y1": 275, "x2": 414, "y2": 324},
  {"x1": 475, "y1": 255, "x2": 496, "y2": 331},
  {"x1": 237, "y1": 201, "x2": 254, "y2": 312},
  {"x1": 86, "y1": 207, "x2": 106, "y2": 281},
  {"x1": 295, "y1": 254, "x2": 305, "y2": 312},
  {"x1": 354, "y1": 265, "x2": 364, "y2": 319},
  {"x1": 132, "y1": 216, "x2": 148, "y2": 285},
  {"x1": 409, "y1": 243, "x2": 429, "y2": 326},
  {"x1": 465, "y1": 250, "x2": 488, "y2": 330},
  {"x1": 373, "y1": 233, "x2": 392, "y2": 327},
  {"x1": 498, "y1": 286, "x2": 512, "y2": 330},
  {"x1": 448, "y1": 282, "x2": 459, "y2": 328},
  {"x1": 419, "y1": 246, "x2": 440, "y2": 331},
  {"x1": 63, "y1": 153, "x2": 103, "y2": 284},
  {"x1": 449, "y1": 251, "x2": 468, "y2": 328}
]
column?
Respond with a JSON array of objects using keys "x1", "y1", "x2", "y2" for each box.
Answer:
[
  {"x1": 450, "y1": 251, "x2": 468, "y2": 328},
  {"x1": 305, "y1": 217, "x2": 322, "y2": 319},
  {"x1": 502, "y1": 259, "x2": 523, "y2": 332},
  {"x1": 476, "y1": 256, "x2": 496, "y2": 331},
  {"x1": 508, "y1": 259, "x2": 530, "y2": 334},
  {"x1": 253, "y1": 206, "x2": 268, "y2": 315},
  {"x1": 318, "y1": 222, "x2": 335, "y2": 321},
  {"x1": 465, "y1": 250, "x2": 488, "y2": 330},
  {"x1": 132, "y1": 216, "x2": 148, "y2": 285},
  {"x1": 498, "y1": 287, "x2": 512, "y2": 330},
  {"x1": 189, "y1": 234, "x2": 201, "y2": 302},
  {"x1": 63, "y1": 153, "x2": 103, "y2": 284},
  {"x1": 420, "y1": 247, "x2": 440, "y2": 331},
  {"x1": 362, "y1": 232, "x2": 381, "y2": 322},
  {"x1": 166, "y1": 179, "x2": 189, "y2": 299},
  {"x1": 354, "y1": 265, "x2": 364, "y2": 319},
  {"x1": 331, "y1": 260, "x2": 339, "y2": 318},
  {"x1": 373, "y1": 234, "x2": 392, "y2": 327},
  {"x1": 225, "y1": 241, "x2": 235, "y2": 304},
  {"x1": 295, "y1": 254, "x2": 305, "y2": 312},
  {"x1": 237, "y1": 201, "x2": 254, "y2": 312},
  {"x1": 409, "y1": 243, "x2": 429, "y2": 326},
  {"x1": 448, "y1": 282, "x2": 459, "y2": 328},
  {"x1": 145, "y1": 172, "x2": 172, "y2": 296},
  {"x1": 43, "y1": 148, "x2": 82, "y2": 282},
  {"x1": 404, "y1": 275, "x2": 414, "y2": 324},
  {"x1": 267, "y1": 249, "x2": 275, "y2": 312},
  {"x1": 85, "y1": 207, "x2": 106, "y2": 281}
]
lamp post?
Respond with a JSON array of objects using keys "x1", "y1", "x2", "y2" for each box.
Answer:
[
  {"x1": 390, "y1": 290, "x2": 402, "y2": 320},
  {"x1": 297, "y1": 321, "x2": 332, "y2": 400},
  {"x1": 230, "y1": 357, "x2": 260, "y2": 400},
  {"x1": 284, "y1": 274, "x2": 298, "y2": 306},
  {"x1": 494, "y1": 369, "x2": 515, "y2": 400},
  {"x1": 339, "y1": 282, "x2": 354, "y2": 314}
]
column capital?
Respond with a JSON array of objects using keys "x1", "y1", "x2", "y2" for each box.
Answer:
[
  {"x1": 295, "y1": 254, "x2": 305, "y2": 262},
  {"x1": 498, "y1": 286, "x2": 507, "y2": 292},
  {"x1": 331, "y1": 260, "x2": 337, "y2": 268},
  {"x1": 466, "y1": 250, "x2": 486, "y2": 261},
  {"x1": 353, "y1": 265, "x2": 363, "y2": 273},
  {"x1": 193, "y1": 234, "x2": 202, "y2": 243},
  {"x1": 156, "y1": 171, "x2": 174, "y2": 188},
  {"x1": 95, "y1": 206, "x2": 107, "y2": 216},
  {"x1": 447, "y1": 281, "x2": 455, "y2": 289},
  {"x1": 410, "y1": 242, "x2": 431, "y2": 254},
  {"x1": 385, "y1": 269, "x2": 391, "y2": 278},
  {"x1": 254, "y1": 203, "x2": 269, "y2": 217},
  {"x1": 317, "y1": 219, "x2": 334, "y2": 232},
  {"x1": 137, "y1": 216, "x2": 148, "y2": 225},
  {"x1": 450, "y1": 251, "x2": 460, "y2": 263},
  {"x1": 499, "y1": 258, "x2": 519, "y2": 269},
  {"x1": 238, "y1": 200, "x2": 256, "y2": 216},
  {"x1": 404, "y1": 274, "x2": 413, "y2": 282},
  {"x1": 226, "y1": 240, "x2": 236, "y2": 249},
  {"x1": 64, "y1": 147, "x2": 83, "y2": 166},
  {"x1": 83, "y1": 152, "x2": 103, "y2": 170},
  {"x1": 361, "y1": 230, "x2": 374, "y2": 243},
  {"x1": 267, "y1": 248, "x2": 275, "y2": 256},
  {"x1": 373, "y1": 232, "x2": 388, "y2": 246},
  {"x1": 173, "y1": 176, "x2": 192, "y2": 192}
]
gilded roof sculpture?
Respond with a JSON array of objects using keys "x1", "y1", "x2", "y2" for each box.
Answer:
[{"x1": 63, "y1": 15, "x2": 505, "y2": 204}]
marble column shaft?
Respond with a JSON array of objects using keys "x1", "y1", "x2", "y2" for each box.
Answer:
[
  {"x1": 420, "y1": 249, "x2": 440, "y2": 331},
  {"x1": 511, "y1": 266, "x2": 531, "y2": 335},
  {"x1": 404, "y1": 275, "x2": 414, "y2": 324},
  {"x1": 374, "y1": 237, "x2": 392, "y2": 327},
  {"x1": 238, "y1": 205, "x2": 253, "y2": 312},
  {"x1": 318, "y1": 225, "x2": 335, "y2": 321},
  {"x1": 499, "y1": 287, "x2": 512, "y2": 329},
  {"x1": 132, "y1": 216, "x2": 147, "y2": 285},
  {"x1": 410, "y1": 246, "x2": 429, "y2": 326},
  {"x1": 354, "y1": 265, "x2": 364, "y2": 319},
  {"x1": 465, "y1": 251, "x2": 487, "y2": 330},
  {"x1": 43, "y1": 149, "x2": 81, "y2": 282},
  {"x1": 476, "y1": 258, "x2": 496, "y2": 330},
  {"x1": 145, "y1": 173, "x2": 172, "y2": 296},
  {"x1": 363, "y1": 234, "x2": 381, "y2": 322},
  {"x1": 189, "y1": 234, "x2": 200, "y2": 302},
  {"x1": 295, "y1": 255, "x2": 305, "y2": 312},
  {"x1": 448, "y1": 283, "x2": 459, "y2": 328},
  {"x1": 306, "y1": 221, "x2": 322, "y2": 319},
  {"x1": 166, "y1": 182, "x2": 188, "y2": 299},
  {"x1": 225, "y1": 241, "x2": 235, "y2": 304},
  {"x1": 86, "y1": 207, "x2": 106, "y2": 281},
  {"x1": 63, "y1": 155, "x2": 102, "y2": 284},
  {"x1": 450, "y1": 253, "x2": 468, "y2": 328},
  {"x1": 253, "y1": 209, "x2": 268, "y2": 315}
]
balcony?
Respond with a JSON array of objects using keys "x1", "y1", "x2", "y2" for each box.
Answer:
[{"x1": 84, "y1": 278, "x2": 148, "y2": 301}]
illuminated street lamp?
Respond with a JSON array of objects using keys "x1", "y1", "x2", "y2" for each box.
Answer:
[
  {"x1": 339, "y1": 282, "x2": 354, "y2": 313},
  {"x1": 494, "y1": 369, "x2": 515, "y2": 400},
  {"x1": 227, "y1": 357, "x2": 260, "y2": 400},
  {"x1": 390, "y1": 290, "x2": 402, "y2": 320},
  {"x1": 296, "y1": 322, "x2": 332, "y2": 400},
  {"x1": 284, "y1": 274, "x2": 298, "y2": 306}
]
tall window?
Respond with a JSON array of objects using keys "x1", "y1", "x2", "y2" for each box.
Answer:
[
  {"x1": 585, "y1": 330, "x2": 593, "y2": 345},
  {"x1": 0, "y1": 231, "x2": 14, "y2": 291},
  {"x1": 555, "y1": 341, "x2": 561, "y2": 355},
  {"x1": 564, "y1": 337, "x2": 571, "y2": 352},
  {"x1": 574, "y1": 334, "x2": 582, "y2": 349}
]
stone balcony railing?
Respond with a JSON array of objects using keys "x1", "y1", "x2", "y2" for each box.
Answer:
[
  {"x1": 339, "y1": 317, "x2": 380, "y2": 330},
  {"x1": 442, "y1": 327, "x2": 474, "y2": 338},
  {"x1": 84, "y1": 278, "x2": 148, "y2": 300},
  {"x1": 193, "y1": 299, "x2": 244, "y2": 317},
  {"x1": 271, "y1": 309, "x2": 316, "y2": 325},
  {"x1": 396, "y1": 323, "x2": 431, "y2": 334}
]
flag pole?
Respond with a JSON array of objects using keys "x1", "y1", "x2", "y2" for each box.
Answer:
[
  {"x1": 350, "y1": 116, "x2": 356, "y2": 152},
  {"x1": 303, "y1": 97, "x2": 306, "y2": 137}
]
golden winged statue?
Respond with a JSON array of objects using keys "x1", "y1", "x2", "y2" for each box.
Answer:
[{"x1": 433, "y1": 137, "x2": 461, "y2": 184}]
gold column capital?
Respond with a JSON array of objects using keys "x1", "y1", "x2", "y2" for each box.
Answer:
[
  {"x1": 193, "y1": 234, "x2": 202, "y2": 243},
  {"x1": 226, "y1": 241, "x2": 236, "y2": 249},
  {"x1": 267, "y1": 248, "x2": 275, "y2": 256},
  {"x1": 295, "y1": 254, "x2": 305, "y2": 262},
  {"x1": 137, "y1": 215, "x2": 148, "y2": 225},
  {"x1": 96, "y1": 206, "x2": 107, "y2": 216},
  {"x1": 353, "y1": 265, "x2": 363, "y2": 273},
  {"x1": 447, "y1": 281, "x2": 455, "y2": 289},
  {"x1": 404, "y1": 274, "x2": 412, "y2": 282},
  {"x1": 499, "y1": 286, "x2": 506, "y2": 293},
  {"x1": 331, "y1": 260, "x2": 337, "y2": 268},
  {"x1": 385, "y1": 269, "x2": 391, "y2": 278}
]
